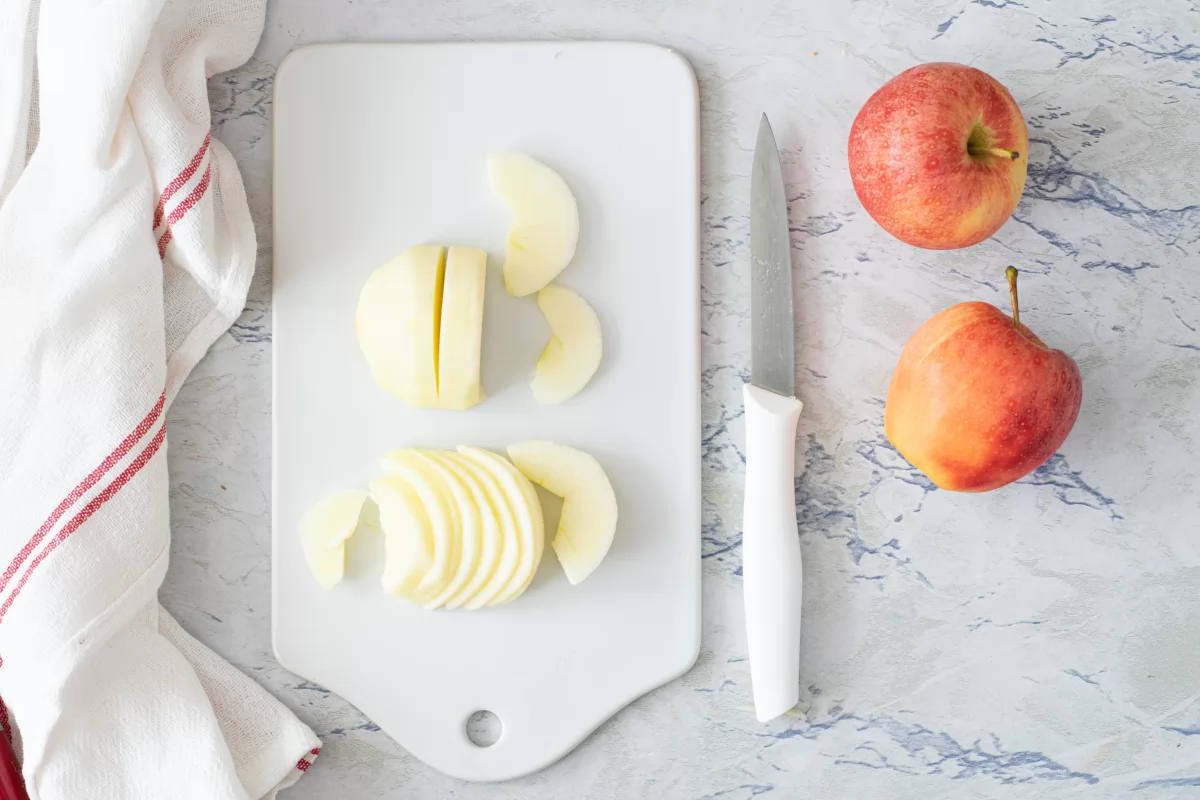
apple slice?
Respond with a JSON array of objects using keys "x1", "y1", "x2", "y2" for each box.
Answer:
[
  {"x1": 446, "y1": 452, "x2": 522, "y2": 610},
  {"x1": 301, "y1": 490, "x2": 369, "y2": 589},
  {"x1": 458, "y1": 446, "x2": 545, "y2": 603},
  {"x1": 369, "y1": 475, "x2": 435, "y2": 600},
  {"x1": 406, "y1": 451, "x2": 481, "y2": 610},
  {"x1": 380, "y1": 449, "x2": 459, "y2": 604},
  {"x1": 438, "y1": 246, "x2": 488, "y2": 410},
  {"x1": 356, "y1": 245, "x2": 445, "y2": 407},
  {"x1": 531, "y1": 284, "x2": 602, "y2": 404},
  {"x1": 488, "y1": 152, "x2": 580, "y2": 297},
  {"x1": 506, "y1": 441, "x2": 617, "y2": 586},
  {"x1": 428, "y1": 451, "x2": 502, "y2": 608}
]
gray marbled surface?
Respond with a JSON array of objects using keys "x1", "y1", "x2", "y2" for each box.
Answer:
[{"x1": 163, "y1": 0, "x2": 1200, "y2": 797}]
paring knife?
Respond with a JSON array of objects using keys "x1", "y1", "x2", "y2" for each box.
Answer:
[{"x1": 743, "y1": 113, "x2": 803, "y2": 723}]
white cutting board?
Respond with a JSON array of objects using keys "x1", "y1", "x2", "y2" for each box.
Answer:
[{"x1": 271, "y1": 42, "x2": 700, "y2": 782}]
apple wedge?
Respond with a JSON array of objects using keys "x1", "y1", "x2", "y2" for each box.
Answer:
[
  {"x1": 301, "y1": 490, "x2": 369, "y2": 589},
  {"x1": 428, "y1": 451, "x2": 502, "y2": 608},
  {"x1": 438, "y1": 246, "x2": 488, "y2": 410},
  {"x1": 406, "y1": 451, "x2": 481, "y2": 610},
  {"x1": 532, "y1": 284, "x2": 602, "y2": 404},
  {"x1": 488, "y1": 152, "x2": 579, "y2": 297},
  {"x1": 507, "y1": 441, "x2": 617, "y2": 586},
  {"x1": 380, "y1": 449, "x2": 459, "y2": 604},
  {"x1": 356, "y1": 245, "x2": 445, "y2": 407},
  {"x1": 458, "y1": 446, "x2": 545, "y2": 603},
  {"x1": 369, "y1": 475, "x2": 435, "y2": 600}
]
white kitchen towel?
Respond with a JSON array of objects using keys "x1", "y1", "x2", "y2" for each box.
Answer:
[{"x1": 0, "y1": 0, "x2": 321, "y2": 797}]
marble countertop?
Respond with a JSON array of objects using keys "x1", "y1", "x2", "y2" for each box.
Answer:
[{"x1": 164, "y1": 0, "x2": 1200, "y2": 796}]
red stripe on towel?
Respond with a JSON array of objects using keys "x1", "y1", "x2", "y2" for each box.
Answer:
[
  {"x1": 157, "y1": 163, "x2": 212, "y2": 258},
  {"x1": 0, "y1": 393, "x2": 165, "y2": 599},
  {"x1": 0, "y1": 423, "x2": 166, "y2": 625},
  {"x1": 152, "y1": 134, "x2": 210, "y2": 230}
]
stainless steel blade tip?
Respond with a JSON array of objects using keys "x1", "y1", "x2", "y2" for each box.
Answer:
[{"x1": 749, "y1": 114, "x2": 795, "y2": 398}]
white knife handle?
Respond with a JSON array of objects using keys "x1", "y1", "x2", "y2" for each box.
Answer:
[{"x1": 742, "y1": 382, "x2": 803, "y2": 722}]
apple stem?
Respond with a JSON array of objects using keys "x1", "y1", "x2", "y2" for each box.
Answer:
[
  {"x1": 969, "y1": 146, "x2": 1020, "y2": 160},
  {"x1": 1006, "y1": 266, "x2": 1020, "y2": 330}
]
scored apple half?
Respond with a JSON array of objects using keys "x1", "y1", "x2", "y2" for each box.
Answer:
[
  {"x1": 356, "y1": 245, "x2": 445, "y2": 407},
  {"x1": 507, "y1": 441, "x2": 617, "y2": 586},
  {"x1": 488, "y1": 151, "x2": 580, "y2": 297},
  {"x1": 301, "y1": 490, "x2": 370, "y2": 589},
  {"x1": 357, "y1": 245, "x2": 488, "y2": 410},
  {"x1": 532, "y1": 284, "x2": 603, "y2": 405},
  {"x1": 437, "y1": 246, "x2": 488, "y2": 410}
]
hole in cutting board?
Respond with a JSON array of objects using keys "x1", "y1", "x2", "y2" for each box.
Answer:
[{"x1": 465, "y1": 710, "x2": 502, "y2": 747}]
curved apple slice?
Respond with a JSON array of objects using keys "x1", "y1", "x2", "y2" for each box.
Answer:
[
  {"x1": 301, "y1": 490, "x2": 369, "y2": 589},
  {"x1": 356, "y1": 245, "x2": 445, "y2": 407},
  {"x1": 427, "y1": 451, "x2": 501, "y2": 609},
  {"x1": 406, "y1": 451, "x2": 481, "y2": 610},
  {"x1": 369, "y1": 475, "x2": 435, "y2": 601},
  {"x1": 446, "y1": 452, "x2": 521, "y2": 610},
  {"x1": 457, "y1": 446, "x2": 545, "y2": 604},
  {"x1": 532, "y1": 284, "x2": 602, "y2": 404},
  {"x1": 488, "y1": 151, "x2": 580, "y2": 297},
  {"x1": 380, "y1": 449, "x2": 459, "y2": 605},
  {"x1": 506, "y1": 441, "x2": 617, "y2": 586}
]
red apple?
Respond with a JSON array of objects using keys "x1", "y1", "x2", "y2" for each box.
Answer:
[
  {"x1": 885, "y1": 268, "x2": 1082, "y2": 492},
  {"x1": 848, "y1": 62, "x2": 1028, "y2": 250}
]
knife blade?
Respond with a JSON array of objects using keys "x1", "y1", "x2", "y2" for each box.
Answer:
[
  {"x1": 750, "y1": 114, "x2": 795, "y2": 398},
  {"x1": 742, "y1": 113, "x2": 804, "y2": 723}
]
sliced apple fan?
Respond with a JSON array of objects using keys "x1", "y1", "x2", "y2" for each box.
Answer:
[
  {"x1": 371, "y1": 446, "x2": 547, "y2": 609},
  {"x1": 302, "y1": 442, "x2": 617, "y2": 605}
]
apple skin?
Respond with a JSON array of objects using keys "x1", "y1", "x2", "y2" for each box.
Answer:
[
  {"x1": 884, "y1": 301, "x2": 1082, "y2": 492},
  {"x1": 848, "y1": 62, "x2": 1028, "y2": 250}
]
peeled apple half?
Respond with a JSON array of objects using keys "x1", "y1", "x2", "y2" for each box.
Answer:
[
  {"x1": 356, "y1": 246, "x2": 444, "y2": 408},
  {"x1": 489, "y1": 152, "x2": 580, "y2": 297},
  {"x1": 356, "y1": 245, "x2": 487, "y2": 410}
]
